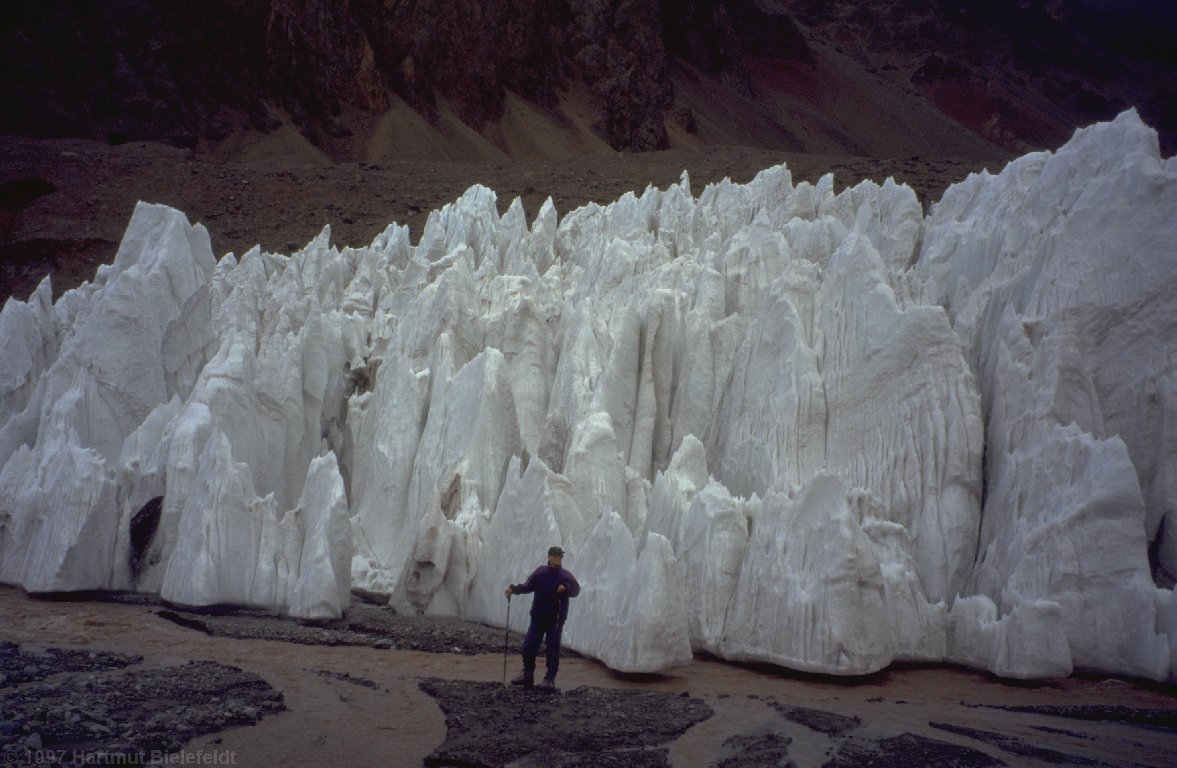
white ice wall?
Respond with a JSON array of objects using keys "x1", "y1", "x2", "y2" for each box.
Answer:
[
  {"x1": 0, "y1": 206, "x2": 353, "y2": 618},
  {"x1": 0, "y1": 112, "x2": 1173, "y2": 678},
  {"x1": 917, "y1": 109, "x2": 1177, "y2": 679}
]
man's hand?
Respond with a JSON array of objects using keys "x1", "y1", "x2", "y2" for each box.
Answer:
[
  {"x1": 504, "y1": 586, "x2": 513, "y2": 597},
  {"x1": 556, "y1": 584, "x2": 566, "y2": 595}
]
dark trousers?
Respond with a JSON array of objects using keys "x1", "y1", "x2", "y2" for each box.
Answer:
[{"x1": 521, "y1": 617, "x2": 563, "y2": 680}]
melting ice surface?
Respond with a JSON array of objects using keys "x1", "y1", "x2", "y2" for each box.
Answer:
[{"x1": 2, "y1": 111, "x2": 1176, "y2": 680}]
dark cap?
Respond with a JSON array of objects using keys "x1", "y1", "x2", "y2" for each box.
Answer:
[{"x1": 548, "y1": 546, "x2": 565, "y2": 557}]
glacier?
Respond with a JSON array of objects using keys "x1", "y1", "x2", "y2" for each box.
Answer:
[{"x1": 1, "y1": 110, "x2": 1174, "y2": 680}]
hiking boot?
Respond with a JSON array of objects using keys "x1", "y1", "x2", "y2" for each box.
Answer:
[
  {"x1": 539, "y1": 677, "x2": 556, "y2": 691},
  {"x1": 510, "y1": 672, "x2": 533, "y2": 688}
]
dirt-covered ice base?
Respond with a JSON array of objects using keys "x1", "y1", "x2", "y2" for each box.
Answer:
[
  {"x1": 144, "y1": 591, "x2": 532, "y2": 656},
  {"x1": 1, "y1": 588, "x2": 1175, "y2": 768}
]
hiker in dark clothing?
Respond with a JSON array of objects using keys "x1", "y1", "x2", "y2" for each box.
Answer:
[{"x1": 505, "y1": 545, "x2": 581, "y2": 690}]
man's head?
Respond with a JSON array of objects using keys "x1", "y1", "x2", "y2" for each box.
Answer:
[{"x1": 547, "y1": 545, "x2": 564, "y2": 568}]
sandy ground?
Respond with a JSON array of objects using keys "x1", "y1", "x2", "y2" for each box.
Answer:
[{"x1": 2, "y1": 587, "x2": 1175, "y2": 767}]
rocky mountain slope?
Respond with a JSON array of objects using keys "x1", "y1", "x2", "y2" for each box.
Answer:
[
  {"x1": 781, "y1": 0, "x2": 1177, "y2": 155},
  {"x1": 5, "y1": 1, "x2": 1170, "y2": 161},
  {"x1": 2, "y1": 1, "x2": 1174, "y2": 305}
]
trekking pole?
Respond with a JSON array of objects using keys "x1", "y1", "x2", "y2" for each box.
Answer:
[{"x1": 502, "y1": 593, "x2": 511, "y2": 687}]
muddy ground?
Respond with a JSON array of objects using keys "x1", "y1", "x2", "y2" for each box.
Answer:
[{"x1": 1, "y1": 587, "x2": 1175, "y2": 767}]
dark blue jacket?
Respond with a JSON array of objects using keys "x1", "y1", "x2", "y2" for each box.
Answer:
[{"x1": 511, "y1": 564, "x2": 580, "y2": 626}]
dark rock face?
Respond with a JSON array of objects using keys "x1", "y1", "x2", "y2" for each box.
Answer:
[
  {"x1": 365, "y1": 0, "x2": 676, "y2": 150},
  {"x1": 2, "y1": 2, "x2": 265, "y2": 147},
  {"x1": 0, "y1": 179, "x2": 57, "y2": 212},
  {"x1": 128, "y1": 496, "x2": 163, "y2": 582},
  {"x1": 0, "y1": 0, "x2": 811, "y2": 154},
  {"x1": 354, "y1": 0, "x2": 571, "y2": 128},
  {"x1": 5, "y1": 1, "x2": 1169, "y2": 158},
  {"x1": 780, "y1": 0, "x2": 1177, "y2": 154}
]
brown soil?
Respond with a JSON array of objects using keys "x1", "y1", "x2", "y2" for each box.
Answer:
[
  {"x1": 2, "y1": 587, "x2": 1174, "y2": 767},
  {"x1": 0, "y1": 135, "x2": 1008, "y2": 305}
]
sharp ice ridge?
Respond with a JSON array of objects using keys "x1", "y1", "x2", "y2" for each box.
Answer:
[{"x1": 0, "y1": 111, "x2": 1175, "y2": 680}]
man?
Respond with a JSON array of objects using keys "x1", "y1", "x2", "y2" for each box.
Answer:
[{"x1": 505, "y1": 545, "x2": 581, "y2": 690}]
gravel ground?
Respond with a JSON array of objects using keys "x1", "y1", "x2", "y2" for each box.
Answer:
[
  {"x1": 928, "y1": 721, "x2": 1102, "y2": 765},
  {"x1": 715, "y1": 730, "x2": 795, "y2": 767},
  {"x1": 979, "y1": 703, "x2": 1177, "y2": 732},
  {"x1": 769, "y1": 702, "x2": 863, "y2": 737},
  {"x1": 411, "y1": 678, "x2": 1034, "y2": 768},
  {"x1": 0, "y1": 642, "x2": 141, "y2": 687},
  {"x1": 712, "y1": 695, "x2": 1011, "y2": 768},
  {"x1": 819, "y1": 732, "x2": 1005, "y2": 768},
  {"x1": 0, "y1": 653, "x2": 283, "y2": 765},
  {"x1": 416, "y1": 678, "x2": 713, "y2": 767}
]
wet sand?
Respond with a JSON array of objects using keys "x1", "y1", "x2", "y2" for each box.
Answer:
[{"x1": 1, "y1": 587, "x2": 1175, "y2": 767}]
